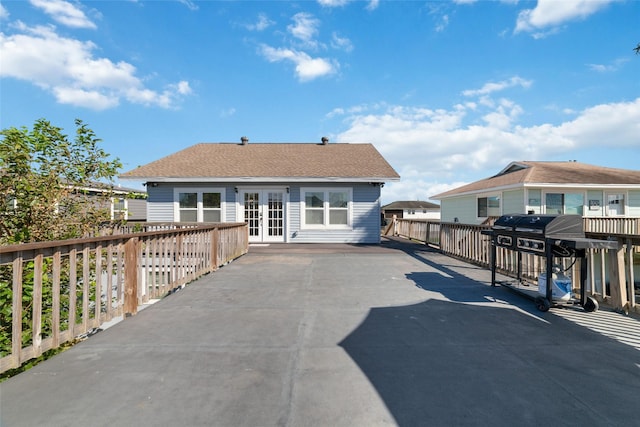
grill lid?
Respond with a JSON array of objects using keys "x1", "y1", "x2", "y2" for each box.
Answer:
[{"x1": 492, "y1": 214, "x2": 584, "y2": 237}]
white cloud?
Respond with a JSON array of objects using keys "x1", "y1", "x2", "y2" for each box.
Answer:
[
  {"x1": 53, "y1": 86, "x2": 118, "y2": 109},
  {"x1": 178, "y1": 0, "x2": 198, "y2": 11},
  {"x1": 288, "y1": 12, "x2": 320, "y2": 45},
  {"x1": 333, "y1": 95, "x2": 639, "y2": 202},
  {"x1": 246, "y1": 13, "x2": 274, "y2": 31},
  {"x1": 259, "y1": 45, "x2": 336, "y2": 82},
  {"x1": 515, "y1": 0, "x2": 615, "y2": 34},
  {"x1": 30, "y1": 0, "x2": 96, "y2": 29},
  {"x1": 331, "y1": 32, "x2": 353, "y2": 52},
  {"x1": 435, "y1": 14, "x2": 449, "y2": 33},
  {"x1": 317, "y1": 0, "x2": 378, "y2": 9},
  {"x1": 318, "y1": 0, "x2": 350, "y2": 7},
  {"x1": 256, "y1": 11, "x2": 346, "y2": 81},
  {"x1": 462, "y1": 76, "x2": 532, "y2": 97},
  {"x1": 219, "y1": 107, "x2": 236, "y2": 118},
  {"x1": 587, "y1": 57, "x2": 628, "y2": 73},
  {"x1": 366, "y1": 0, "x2": 379, "y2": 11},
  {"x1": 0, "y1": 24, "x2": 191, "y2": 110},
  {"x1": 1, "y1": 3, "x2": 9, "y2": 20}
]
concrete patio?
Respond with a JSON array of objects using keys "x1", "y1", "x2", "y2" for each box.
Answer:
[{"x1": 1, "y1": 237, "x2": 639, "y2": 426}]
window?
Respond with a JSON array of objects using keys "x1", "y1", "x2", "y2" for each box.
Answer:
[
  {"x1": 174, "y1": 188, "x2": 224, "y2": 222},
  {"x1": 606, "y1": 193, "x2": 625, "y2": 216},
  {"x1": 545, "y1": 193, "x2": 584, "y2": 215},
  {"x1": 203, "y1": 192, "x2": 221, "y2": 222},
  {"x1": 112, "y1": 197, "x2": 127, "y2": 220},
  {"x1": 564, "y1": 193, "x2": 584, "y2": 215},
  {"x1": 477, "y1": 196, "x2": 500, "y2": 217},
  {"x1": 329, "y1": 191, "x2": 349, "y2": 225},
  {"x1": 302, "y1": 188, "x2": 351, "y2": 228}
]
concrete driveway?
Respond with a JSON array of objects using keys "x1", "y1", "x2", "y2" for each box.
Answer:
[{"x1": 1, "y1": 237, "x2": 639, "y2": 426}]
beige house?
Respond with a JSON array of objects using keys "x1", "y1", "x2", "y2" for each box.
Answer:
[
  {"x1": 381, "y1": 201, "x2": 440, "y2": 222},
  {"x1": 431, "y1": 161, "x2": 640, "y2": 224},
  {"x1": 120, "y1": 138, "x2": 400, "y2": 243}
]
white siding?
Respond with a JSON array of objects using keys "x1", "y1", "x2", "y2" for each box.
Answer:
[
  {"x1": 585, "y1": 190, "x2": 604, "y2": 217},
  {"x1": 440, "y1": 196, "x2": 478, "y2": 224},
  {"x1": 502, "y1": 189, "x2": 524, "y2": 215},
  {"x1": 403, "y1": 209, "x2": 440, "y2": 220},
  {"x1": 628, "y1": 190, "x2": 640, "y2": 216}
]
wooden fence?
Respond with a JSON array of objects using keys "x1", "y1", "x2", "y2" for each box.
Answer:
[
  {"x1": 390, "y1": 217, "x2": 639, "y2": 314},
  {"x1": 0, "y1": 223, "x2": 248, "y2": 374}
]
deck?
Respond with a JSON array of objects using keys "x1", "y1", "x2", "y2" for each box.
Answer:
[{"x1": 1, "y1": 237, "x2": 639, "y2": 426}]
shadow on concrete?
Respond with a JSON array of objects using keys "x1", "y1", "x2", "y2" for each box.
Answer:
[{"x1": 338, "y1": 242, "x2": 640, "y2": 426}]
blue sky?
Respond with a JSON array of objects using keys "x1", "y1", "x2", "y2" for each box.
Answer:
[{"x1": 1, "y1": 0, "x2": 639, "y2": 204}]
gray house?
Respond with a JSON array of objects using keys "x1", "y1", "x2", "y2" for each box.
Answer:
[
  {"x1": 120, "y1": 138, "x2": 400, "y2": 243},
  {"x1": 432, "y1": 161, "x2": 640, "y2": 224},
  {"x1": 74, "y1": 182, "x2": 147, "y2": 221}
]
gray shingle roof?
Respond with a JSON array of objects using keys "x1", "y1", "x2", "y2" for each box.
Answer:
[
  {"x1": 120, "y1": 143, "x2": 400, "y2": 182},
  {"x1": 432, "y1": 161, "x2": 640, "y2": 199}
]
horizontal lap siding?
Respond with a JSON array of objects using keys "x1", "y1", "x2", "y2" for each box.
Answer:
[
  {"x1": 147, "y1": 182, "x2": 383, "y2": 243},
  {"x1": 147, "y1": 185, "x2": 174, "y2": 221},
  {"x1": 290, "y1": 183, "x2": 381, "y2": 244},
  {"x1": 147, "y1": 183, "x2": 237, "y2": 222},
  {"x1": 126, "y1": 199, "x2": 147, "y2": 221},
  {"x1": 502, "y1": 189, "x2": 524, "y2": 214}
]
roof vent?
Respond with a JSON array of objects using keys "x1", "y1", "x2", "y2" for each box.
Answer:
[
  {"x1": 321, "y1": 136, "x2": 329, "y2": 145},
  {"x1": 240, "y1": 136, "x2": 249, "y2": 145}
]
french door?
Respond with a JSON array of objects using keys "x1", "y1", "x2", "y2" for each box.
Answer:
[{"x1": 240, "y1": 189, "x2": 286, "y2": 242}]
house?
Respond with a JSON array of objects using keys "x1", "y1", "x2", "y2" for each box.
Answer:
[
  {"x1": 75, "y1": 182, "x2": 147, "y2": 221},
  {"x1": 119, "y1": 138, "x2": 400, "y2": 243},
  {"x1": 381, "y1": 201, "x2": 440, "y2": 222},
  {"x1": 431, "y1": 161, "x2": 640, "y2": 224}
]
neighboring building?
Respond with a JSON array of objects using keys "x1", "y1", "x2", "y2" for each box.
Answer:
[
  {"x1": 381, "y1": 201, "x2": 440, "y2": 222},
  {"x1": 74, "y1": 182, "x2": 147, "y2": 221},
  {"x1": 431, "y1": 161, "x2": 640, "y2": 224},
  {"x1": 120, "y1": 138, "x2": 400, "y2": 243}
]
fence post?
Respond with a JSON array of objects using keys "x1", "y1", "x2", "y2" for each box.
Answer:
[
  {"x1": 607, "y1": 238, "x2": 628, "y2": 312},
  {"x1": 210, "y1": 228, "x2": 219, "y2": 271},
  {"x1": 124, "y1": 237, "x2": 139, "y2": 317}
]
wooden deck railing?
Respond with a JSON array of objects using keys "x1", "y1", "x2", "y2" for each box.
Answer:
[
  {"x1": 0, "y1": 223, "x2": 248, "y2": 374},
  {"x1": 390, "y1": 217, "x2": 639, "y2": 314}
]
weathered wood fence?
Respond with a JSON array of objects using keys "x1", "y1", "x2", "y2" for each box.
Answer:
[
  {"x1": 0, "y1": 223, "x2": 248, "y2": 374},
  {"x1": 390, "y1": 217, "x2": 639, "y2": 314}
]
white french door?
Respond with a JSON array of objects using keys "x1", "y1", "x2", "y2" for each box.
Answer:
[{"x1": 240, "y1": 189, "x2": 286, "y2": 243}]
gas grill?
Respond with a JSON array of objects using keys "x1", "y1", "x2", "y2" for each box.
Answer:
[{"x1": 483, "y1": 214, "x2": 618, "y2": 312}]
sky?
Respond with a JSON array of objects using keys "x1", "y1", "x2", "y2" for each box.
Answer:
[{"x1": 1, "y1": 0, "x2": 639, "y2": 205}]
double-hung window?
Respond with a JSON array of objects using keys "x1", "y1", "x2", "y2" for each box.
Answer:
[
  {"x1": 111, "y1": 197, "x2": 127, "y2": 220},
  {"x1": 174, "y1": 188, "x2": 224, "y2": 222},
  {"x1": 302, "y1": 188, "x2": 351, "y2": 228}
]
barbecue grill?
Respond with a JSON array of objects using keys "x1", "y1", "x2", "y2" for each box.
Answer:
[{"x1": 483, "y1": 214, "x2": 618, "y2": 312}]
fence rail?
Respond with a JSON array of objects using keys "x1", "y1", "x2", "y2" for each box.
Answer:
[
  {"x1": 390, "y1": 217, "x2": 639, "y2": 314},
  {"x1": 0, "y1": 223, "x2": 248, "y2": 374}
]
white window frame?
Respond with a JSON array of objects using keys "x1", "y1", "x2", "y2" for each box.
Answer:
[
  {"x1": 173, "y1": 187, "x2": 226, "y2": 223},
  {"x1": 111, "y1": 197, "x2": 128, "y2": 220},
  {"x1": 605, "y1": 192, "x2": 626, "y2": 217},
  {"x1": 300, "y1": 187, "x2": 353, "y2": 229},
  {"x1": 477, "y1": 194, "x2": 500, "y2": 218},
  {"x1": 543, "y1": 191, "x2": 585, "y2": 215}
]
